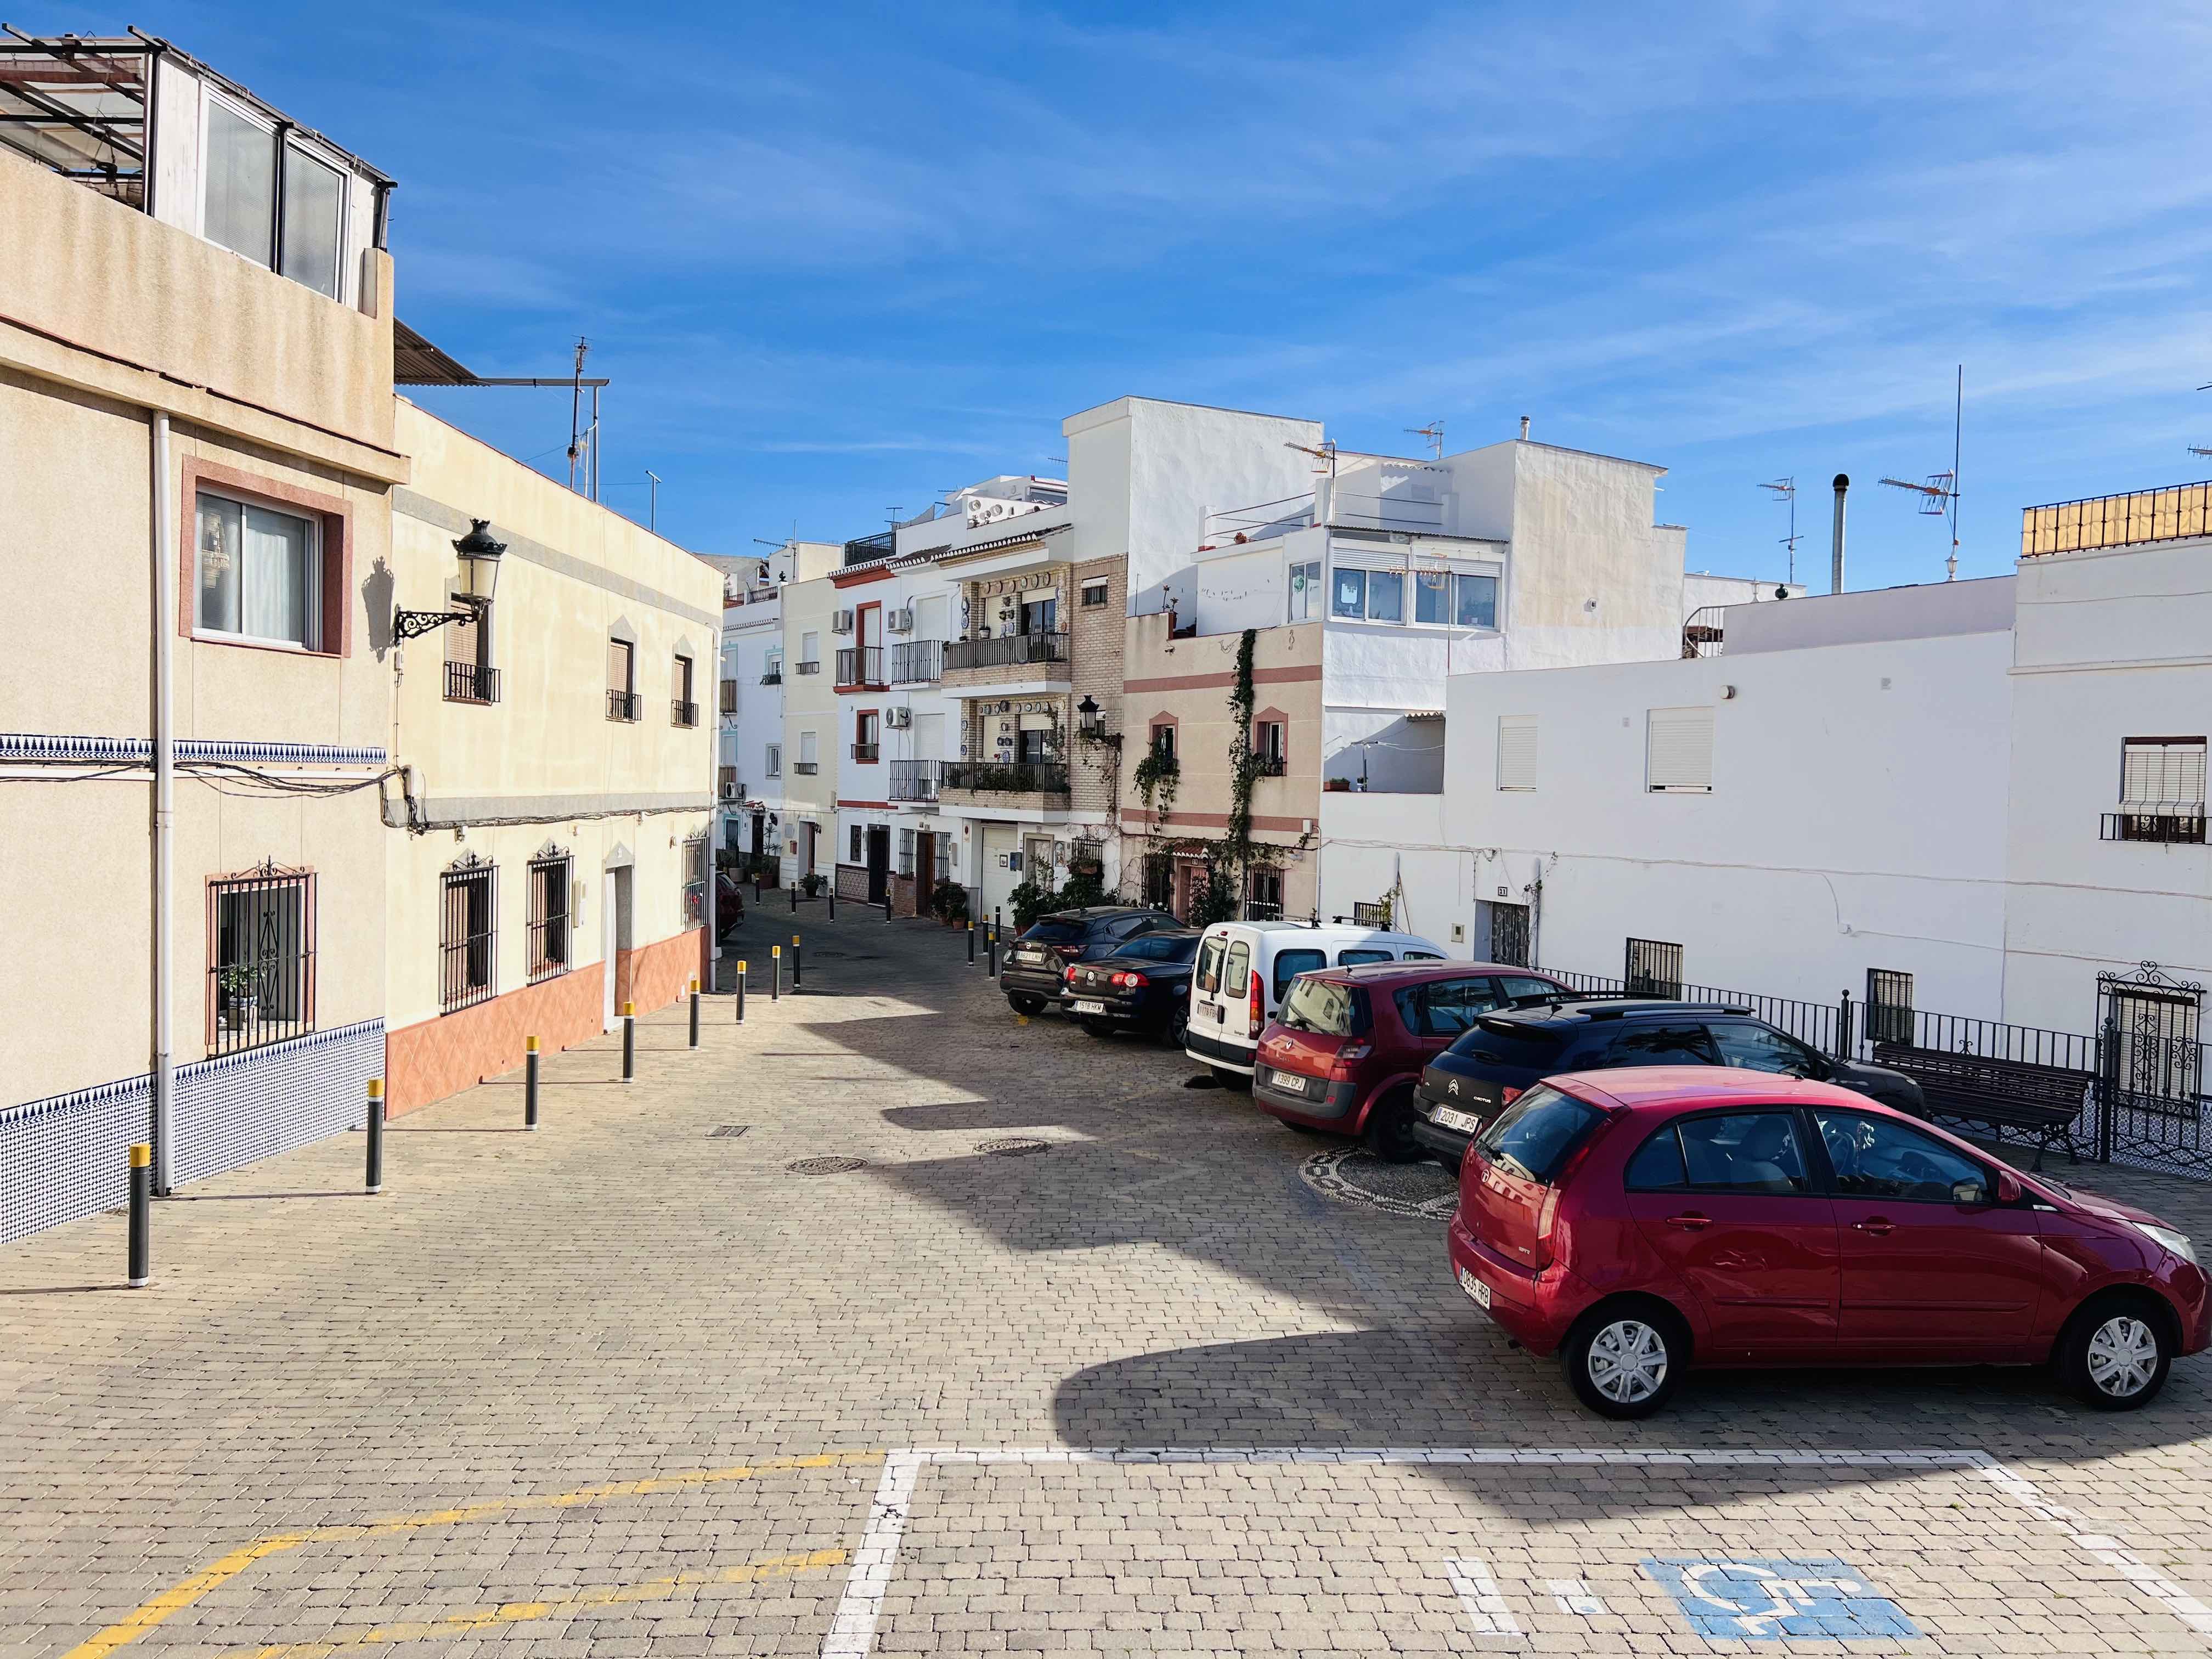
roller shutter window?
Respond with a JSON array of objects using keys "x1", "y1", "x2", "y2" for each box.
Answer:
[
  {"x1": 1497, "y1": 715, "x2": 1537, "y2": 792},
  {"x1": 1647, "y1": 706, "x2": 1715, "y2": 793}
]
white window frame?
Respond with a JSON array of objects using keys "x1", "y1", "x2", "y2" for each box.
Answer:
[
  {"x1": 1646, "y1": 706, "x2": 1716, "y2": 793},
  {"x1": 1288, "y1": 560, "x2": 1323, "y2": 622},
  {"x1": 199, "y1": 87, "x2": 355, "y2": 304},
  {"x1": 191, "y1": 487, "x2": 323, "y2": 652},
  {"x1": 1497, "y1": 715, "x2": 1537, "y2": 792},
  {"x1": 766, "y1": 742, "x2": 782, "y2": 778}
]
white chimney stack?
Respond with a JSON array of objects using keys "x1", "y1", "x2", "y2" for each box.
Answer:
[
  {"x1": 1518, "y1": 416, "x2": 1531, "y2": 441},
  {"x1": 1830, "y1": 473, "x2": 1849, "y2": 595}
]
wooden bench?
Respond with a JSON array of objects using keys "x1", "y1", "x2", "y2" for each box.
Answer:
[{"x1": 1870, "y1": 1043, "x2": 2092, "y2": 1167}]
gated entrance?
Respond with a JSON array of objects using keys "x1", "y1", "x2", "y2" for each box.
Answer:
[
  {"x1": 2096, "y1": 964, "x2": 2208, "y2": 1173},
  {"x1": 1488, "y1": 902, "x2": 1530, "y2": 967}
]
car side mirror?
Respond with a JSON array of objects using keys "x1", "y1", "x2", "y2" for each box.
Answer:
[
  {"x1": 1952, "y1": 1180, "x2": 1989, "y2": 1206},
  {"x1": 1994, "y1": 1172, "x2": 2022, "y2": 1205}
]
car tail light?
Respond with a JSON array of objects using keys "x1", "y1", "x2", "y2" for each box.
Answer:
[
  {"x1": 1500, "y1": 1086, "x2": 1523, "y2": 1107},
  {"x1": 1053, "y1": 944, "x2": 1082, "y2": 959},
  {"x1": 1065, "y1": 965, "x2": 1081, "y2": 983},
  {"x1": 1533, "y1": 1184, "x2": 1563, "y2": 1267},
  {"x1": 1248, "y1": 970, "x2": 1265, "y2": 1037},
  {"x1": 1114, "y1": 970, "x2": 1149, "y2": 989}
]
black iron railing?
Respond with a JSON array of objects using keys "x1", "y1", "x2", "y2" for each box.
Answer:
[
  {"x1": 444, "y1": 661, "x2": 499, "y2": 703},
  {"x1": 2103, "y1": 810, "x2": 2207, "y2": 845},
  {"x1": 673, "y1": 699, "x2": 699, "y2": 728},
  {"x1": 837, "y1": 646, "x2": 884, "y2": 686},
  {"x1": 1251, "y1": 754, "x2": 1286, "y2": 777},
  {"x1": 851, "y1": 742, "x2": 879, "y2": 763},
  {"x1": 843, "y1": 529, "x2": 896, "y2": 566},
  {"x1": 1244, "y1": 900, "x2": 1284, "y2": 922},
  {"x1": 439, "y1": 860, "x2": 497, "y2": 1013},
  {"x1": 607, "y1": 689, "x2": 639, "y2": 721},
  {"x1": 209, "y1": 865, "x2": 315, "y2": 1056},
  {"x1": 760, "y1": 669, "x2": 783, "y2": 685},
  {"x1": 891, "y1": 639, "x2": 943, "y2": 683},
  {"x1": 2023, "y1": 481, "x2": 2212, "y2": 558},
  {"x1": 889, "y1": 759, "x2": 941, "y2": 802},
  {"x1": 527, "y1": 855, "x2": 570, "y2": 984},
  {"x1": 944, "y1": 630, "x2": 1068, "y2": 672},
  {"x1": 793, "y1": 760, "x2": 819, "y2": 775},
  {"x1": 795, "y1": 659, "x2": 820, "y2": 675},
  {"x1": 942, "y1": 760, "x2": 1069, "y2": 795}
]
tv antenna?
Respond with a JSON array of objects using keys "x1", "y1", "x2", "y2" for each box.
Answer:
[
  {"x1": 1759, "y1": 478, "x2": 1800, "y2": 585},
  {"x1": 1879, "y1": 364, "x2": 1964, "y2": 580},
  {"x1": 1405, "y1": 420, "x2": 1444, "y2": 460},
  {"x1": 2194, "y1": 380, "x2": 2212, "y2": 457}
]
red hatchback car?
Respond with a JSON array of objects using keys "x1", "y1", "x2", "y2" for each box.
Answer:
[
  {"x1": 1252, "y1": 961, "x2": 1572, "y2": 1159},
  {"x1": 1448, "y1": 1067, "x2": 2208, "y2": 1418}
]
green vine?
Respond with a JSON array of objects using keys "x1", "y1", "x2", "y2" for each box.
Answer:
[
  {"x1": 1224, "y1": 629, "x2": 1259, "y2": 873},
  {"x1": 1133, "y1": 744, "x2": 1180, "y2": 828}
]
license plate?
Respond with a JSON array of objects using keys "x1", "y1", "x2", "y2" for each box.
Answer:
[
  {"x1": 1015, "y1": 951, "x2": 1043, "y2": 964},
  {"x1": 1267, "y1": 1069, "x2": 1311, "y2": 1096},
  {"x1": 1458, "y1": 1266, "x2": 1492, "y2": 1310},
  {"x1": 1071, "y1": 1000, "x2": 1107, "y2": 1015},
  {"x1": 1430, "y1": 1105, "x2": 1485, "y2": 1136}
]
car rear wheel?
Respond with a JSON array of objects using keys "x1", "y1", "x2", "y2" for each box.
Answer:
[
  {"x1": 1007, "y1": 994, "x2": 1046, "y2": 1015},
  {"x1": 2056, "y1": 1295, "x2": 2174, "y2": 1410},
  {"x1": 1361, "y1": 1086, "x2": 1423, "y2": 1164},
  {"x1": 1562, "y1": 1301, "x2": 1686, "y2": 1419},
  {"x1": 1163, "y1": 1005, "x2": 1189, "y2": 1048}
]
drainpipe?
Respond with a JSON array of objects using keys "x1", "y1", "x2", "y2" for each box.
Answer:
[
  {"x1": 1830, "y1": 473, "x2": 1849, "y2": 595},
  {"x1": 151, "y1": 411, "x2": 176, "y2": 1194}
]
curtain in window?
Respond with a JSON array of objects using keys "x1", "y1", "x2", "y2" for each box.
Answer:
[{"x1": 241, "y1": 504, "x2": 311, "y2": 645}]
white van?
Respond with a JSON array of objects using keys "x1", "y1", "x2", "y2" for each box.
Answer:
[{"x1": 1184, "y1": 920, "x2": 1448, "y2": 1080}]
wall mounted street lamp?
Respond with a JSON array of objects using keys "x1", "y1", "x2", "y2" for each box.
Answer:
[
  {"x1": 393, "y1": 518, "x2": 506, "y2": 641},
  {"x1": 1076, "y1": 694, "x2": 1118, "y2": 746}
]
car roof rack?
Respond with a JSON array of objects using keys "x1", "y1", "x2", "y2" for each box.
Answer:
[{"x1": 1496, "y1": 994, "x2": 1754, "y2": 1020}]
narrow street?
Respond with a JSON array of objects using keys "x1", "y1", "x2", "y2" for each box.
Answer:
[{"x1": 4, "y1": 904, "x2": 2210, "y2": 1656}]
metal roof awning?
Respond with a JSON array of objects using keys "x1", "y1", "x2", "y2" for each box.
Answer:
[{"x1": 394, "y1": 319, "x2": 610, "y2": 390}]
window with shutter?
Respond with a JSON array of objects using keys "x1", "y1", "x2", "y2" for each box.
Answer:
[
  {"x1": 1646, "y1": 706, "x2": 1715, "y2": 792},
  {"x1": 2120, "y1": 738, "x2": 2207, "y2": 810},
  {"x1": 1497, "y1": 715, "x2": 1537, "y2": 791}
]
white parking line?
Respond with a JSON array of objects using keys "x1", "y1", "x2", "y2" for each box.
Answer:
[
  {"x1": 814, "y1": 1446, "x2": 2208, "y2": 1657},
  {"x1": 1549, "y1": 1577, "x2": 1606, "y2": 1616},
  {"x1": 1446, "y1": 1556, "x2": 1523, "y2": 1637}
]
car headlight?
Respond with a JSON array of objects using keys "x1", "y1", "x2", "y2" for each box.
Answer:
[{"x1": 2131, "y1": 1221, "x2": 2199, "y2": 1267}]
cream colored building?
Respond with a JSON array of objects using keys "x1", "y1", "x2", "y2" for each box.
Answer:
[
  {"x1": 0, "y1": 36, "x2": 400, "y2": 1234},
  {"x1": 380, "y1": 402, "x2": 721, "y2": 1113}
]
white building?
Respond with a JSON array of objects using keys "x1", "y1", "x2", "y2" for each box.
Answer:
[
  {"x1": 713, "y1": 540, "x2": 839, "y2": 871},
  {"x1": 1319, "y1": 480, "x2": 2212, "y2": 1048},
  {"x1": 777, "y1": 562, "x2": 843, "y2": 887}
]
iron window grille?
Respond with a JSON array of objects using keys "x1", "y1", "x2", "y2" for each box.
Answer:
[
  {"x1": 793, "y1": 760, "x2": 819, "y2": 775},
  {"x1": 792, "y1": 659, "x2": 817, "y2": 676},
  {"x1": 1488, "y1": 901, "x2": 1530, "y2": 967},
  {"x1": 1351, "y1": 900, "x2": 1392, "y2": 928},
  {"x1": 898, "y1": 827, "x2": 916, "y2": 877},
  {"x1": 2104, "y1": 811, "x2": 2206, "y2": 844},
  {"x1": 527, "y1": 853, "x2": 571, "y2": 983},
  {"x1": 439, "y1": 857, "x2": 497, "y2": 1013},
  {"x1": 1245, "y1": 868, "x2": 1284, "y2": 921},
  {"x1": 850, "y1": 826, "x2": 864, "y2": 862},
  {"x1": 681, "y1": 834, "x2": 708, "y2": 930},
  {"x1": 1625, "y1": 937, "x2": 1684, "y2": 998},
  {"x1": 673, "y1": 698, "x2": 699, "y2": 727},
  {"x1": 1142, "y1": 854, "x2": 1173, "y2": 909},
  {"x1": 208, "y1": 862, "x2": 315, "y2": 1056},
  {"x1": 1866, "y1": 969, "x2": 1915, "y2": 1046}
]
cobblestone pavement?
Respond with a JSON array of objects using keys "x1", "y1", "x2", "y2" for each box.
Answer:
[{"x1": 4, "y1": 905, "x2": 2212, "y2": 1657}]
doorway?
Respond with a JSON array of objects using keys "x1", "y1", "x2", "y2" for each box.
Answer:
[
  {"x1": 602, "y1": 864, "x2": 633, "y2": 1031},
  {"x1": 866, "y1": 825, "x2": 891, "y2": 905}
]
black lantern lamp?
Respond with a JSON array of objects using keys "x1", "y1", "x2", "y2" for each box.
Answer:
[
  {"x1": 1076, "y1": 694, "x2": 1117, "y2": 746},
  {"x1": 394, "y1": 518, "x2": 506, "y2": 642}
]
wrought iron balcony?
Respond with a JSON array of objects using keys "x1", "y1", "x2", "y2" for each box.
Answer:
[
  {"x1": 1250, "y1": 754, "x2": 1286, "y2": 778},
  {"x1": 891, "y1": 639, "x2": 943, "y2": 684},
  {"x1": 792, "y1": 760, "x2": 819, "y2": 775},
  {"x1": 607, "y1": 689, "x2": 640, "y2": 722},
  {"x1": 851, "y1": 741, "x2": 879, "y2": 764},
  {"x1": 672, "y1": 699, "x2": 699, "y2": 728},
  {"x1": 444, "y1": 661, "x2": 499, "y2": 704},
  {"x1": 843, "y1": 529, "x2": 896, "y2": 566},
  {"x1": 944, "y1": 630, "x2": 1068, "y2": 673},
  {"x1": 889, "y1": 759, "x2": 941, "y2": 802},
  {"x1": 2103, "y1": 810, "x2": 2207, "y2": 845},
  {"x1": 759, "y1": 668, "x2": 782, "y2": 685},
  {"x1": 836, "y1": 646, "x2": 885, "y2": 687},
  {"x1": 942, "y1": 760, "x2": 1069, "y2": 797},
  {"x1": 795, "y1": 659, "x2": 821, "y2": 675}
]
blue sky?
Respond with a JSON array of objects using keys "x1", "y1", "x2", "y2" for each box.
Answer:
[{"x1": 45, "y1": 3, "x2": 2212, "y2": 584}]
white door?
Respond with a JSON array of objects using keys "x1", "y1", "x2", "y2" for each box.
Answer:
[{"x1": 981, "y1": 823, "x2": 1022, "y2": 928}]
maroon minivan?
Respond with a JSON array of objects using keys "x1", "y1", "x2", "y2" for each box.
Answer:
[
  {"x1": 1251, "y1": 961, "x2": 1570, "y2": 1159},
  {"x1": 1447, "y1": 1066, "x2": 2209, "y2": 1418}
]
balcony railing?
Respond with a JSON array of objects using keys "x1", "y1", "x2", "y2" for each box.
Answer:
[
  {"x1": 942, "y1": 760, "x2": 1069, "y2": 796},
  {"x1": 1250, "y1": 754, "x2": 1286, "y2": 777},
  {"x1": 2103, "y1": 810, "x2": 2207, "y2": 845},
  {"x1": 843, "y1": 529, "x2": 896, "y2": 566},
  {"x1": 836, "y1": 646, "x2": 885, "y2": 687},
  {"x1": 890, "y1": 639, "x2": 943, "y2": 683},
  {"x1": 851, "y1": 742, "x2": 879, "y2": 764},
  {"x1": 759, "y1": 668, "x2": 783, "y2": 685},
  {"x1": 673, "y1": 699, "x2": 699, "y2": 728},
  {"x1": 944, "y1": 630, "x2": 1068, "y2": 673},
  {"x1": 795, "y1": 659, "x2": 821, "y2": 675},
  {"x1": 607, "y1": 689, "x2": 640, "y2": 722},
  {"x1": 2023, "y1": 481, "x2": 2212, "y2": 558},
  {"x1": 793, "y1": 760, "x2": 819, "y2": 775},
  {"x1": 889, "y1": 759, "x2": 941, "y2": 802},
  {"x1": 444, "y1": 661, "x2": 499, "y2": 704}
]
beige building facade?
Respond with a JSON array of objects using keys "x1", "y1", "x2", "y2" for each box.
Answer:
[{"x1": 0, "y1": 40, "x2": 401, "y2": 1235}]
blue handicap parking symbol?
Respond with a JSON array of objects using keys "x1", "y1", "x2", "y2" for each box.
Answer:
[{"x1": 1643, "y1": 1556, "x2": 1921, "y2": 1640}]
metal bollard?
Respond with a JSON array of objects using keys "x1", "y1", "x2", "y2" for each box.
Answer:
[
  {"x1": 829, "y1": 884, "x2": 836, "y2": 922},
  {"x1": 127, "y1": 1142, "x2": 151, "y2": 1288},
  {"x1": 622, "y1": 1002, "x2": 636, "y2": 1082},
  {"x1": 365, "y1": 1077, "x2": 385, "y2": 1194},
  {"x1": 689, "y1": 977, "x2": 701, "y2": 1047},
  {"x1": 772, "y1": 945, "x2": 782, "y2": 1001},
  {"x1": 885, "y1": 893, "x2": 893, "y2": 924},
  {"x1": 735, "y1": 961, "x2": 747, "y2": 1022},
  {"x1": 988, "y1": 927, "x2": 998, "y2": 978},
  {"x1": 525, "y1": 1036, "x2": 540, "y2": 1129},
  {"x1": 792, "y1": 934, "x2": 803, "y2": 989},
  {"x1": 755, "y1": 872, "x2": 762, "y2": 901},
  {"x1": 791, "y1": 882, "x2": 797, "y2": 913},
  {"x1": 967, "y1": 916, "x2": 975, "y2": 966}
]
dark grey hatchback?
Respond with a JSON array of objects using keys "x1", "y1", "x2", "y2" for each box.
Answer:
[{"x1": 1409, "y1": 998, "x2": 1926, "y2": 1164}]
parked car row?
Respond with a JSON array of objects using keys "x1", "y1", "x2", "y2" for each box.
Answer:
[{"x1": 996, "y1": 907, "x2": 2209, "y2": 1417}]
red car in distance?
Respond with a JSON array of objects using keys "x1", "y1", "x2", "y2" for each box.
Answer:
[{"x1": 1447, "y1": 1067, "x2": 2208, "y2": 1418}]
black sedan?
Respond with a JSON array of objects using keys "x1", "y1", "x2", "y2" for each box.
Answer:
[
  {"x1": 1059, "y1": 930, "x2": 1202, "y2": 1043},
  {"x1": 1000, "y1": 905, "x2": 1181, "y2": 1013}
]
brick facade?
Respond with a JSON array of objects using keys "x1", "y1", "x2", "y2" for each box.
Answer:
[{"x1": 1069, "y1": 555, "x2": 1127, "y2": 823}]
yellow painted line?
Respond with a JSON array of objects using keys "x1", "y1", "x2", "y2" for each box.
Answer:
[
  {"x1": 219, "y1": 1548, "x2": 850, "y2": 1659},
  {"x1": 61, "y1": 1451, "x2": 885, "y2": 1659}
]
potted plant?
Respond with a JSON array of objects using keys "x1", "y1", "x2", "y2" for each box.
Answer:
[
  {"x1": 217, "y1": 959, "x2": 266, "y2": 1029},
  {"x1": 802, "y1": 871, "x2": 824, "y2": 899}
]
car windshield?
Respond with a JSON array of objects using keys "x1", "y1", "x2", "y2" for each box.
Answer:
[
  {"x1": 1023, "y1": 918, "x2": 1087, "y2": 943},
  {"x1": 1472, "y1": 1084, "x2": 1604, "y2": 1184},
  {"x1": 1113, "y1": 934, "x2": 1197, "y2": 963},
  {"x1": 1278, "y1": 978, "x2": 1364, "y2": 1036},
  {"x1": 1449, "y1": 1018, "x2": 1567, "y2": 1064}
]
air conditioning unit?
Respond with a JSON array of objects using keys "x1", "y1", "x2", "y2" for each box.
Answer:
[
  {"x1": 831, "y1": 608, "x2": 855, "y2": 634},
  {"x1": 887, "y1": 607, "x2": 915, "y2": 633},
  {"x1": 887, "y1": 706, "x2": 911, "y2": 729},
  {"x1": 720, "y1": 780, "x2": 741, "y2": 802}
]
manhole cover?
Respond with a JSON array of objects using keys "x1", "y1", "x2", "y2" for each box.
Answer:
[
  {"x1": 787, "y1": 1156, "x2": 866, "y2": 1175},
  {"x1": 1299, "y1": 1146, "x2": 1457, "y2": 1219},
  {"x1": 977, "y1": 1137, "x2": 1049, "y2": 1158},
  {"x1": 708, "y1": 1125, "x2": 751, "y2": 1139}
]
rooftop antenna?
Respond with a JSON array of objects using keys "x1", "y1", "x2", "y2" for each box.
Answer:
[
  {"x1": 1878, "y1": 364, "x2": 1964, "y2": 580},
  {"x1": 566, "y1": 337, "x2": 589, "y2": 496},
  {"x1": 2193, "y1": 380, "x2": 2212, "y2": 457},
  {"x1": 1759, "y1": 478, "x2": 1800, "y2": 585},
  {"x1": 1404, "y1": 420, "x2": 1444, "y2": 460}
]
